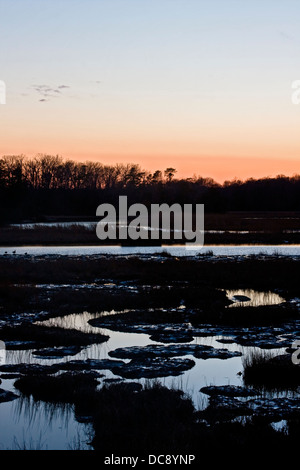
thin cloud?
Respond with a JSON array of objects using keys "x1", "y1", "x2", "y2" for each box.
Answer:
[
  {"x1": 31, "y1": 84, "x2": 71, "y2": 101},
  {"x1": 279, "y1": 30, "x2": 296, "y2": 42}
]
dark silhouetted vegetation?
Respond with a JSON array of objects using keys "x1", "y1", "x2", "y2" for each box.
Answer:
[
  {"x1": 0, "y1": 253, "x2": 299, "y2": 293},
  {"x1": 0, "y1": 324, "x2": 108, "y2": 348},
  {"x1": 13, "y1": 377, "x2": 300, "y2": 456},
  {"x1": 243, "y1": 350, "x2": 300, "y2": 389},
  {"x1": 1, "y1": 154, "x2": 300, "y2": 223},
  {"x1": 14, "y1": 372, "x2": 98, "y2": 403}
]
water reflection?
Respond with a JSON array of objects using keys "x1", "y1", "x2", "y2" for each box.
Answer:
[
  {"x1": 1, "y1": 245, "x2": 300, "y2": 257},
  {"x1": 8, "y1": 222, "x2": 300, "y2": 236},
  {"x1": 35, "y1": 311, "x2": 248, "y2": 406},
  {"x1": 0, "y1": 302, "x2": 291, "y2": 449},
  {"x1": 225, "y1": 289, "x2": 285, "y2": 308},
  {"x1": 0, "y1": 391, "x2": 92, "y2": 450},
  {"x1": 37, "y1": 310, "x2": 118, "y2": 334}
]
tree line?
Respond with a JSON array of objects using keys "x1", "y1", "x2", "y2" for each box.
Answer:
[
  {"x1": 0, "y1": 155, "x2": 179, "y2": 190},
  {"x1": 0, "y1": 154, "x2": 300, "y2": 222}
]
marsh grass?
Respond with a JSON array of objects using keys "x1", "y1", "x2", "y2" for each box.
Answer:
[
  {"x1": 1, "y1": 246, "x2": 300, "y2": 454},
  {"x1": 0, "y1": 255, "x2": 299, "y2": 294},
  {"x1": 0, "y1": 283, "x2": 39, "y2": 313},
  {"x1": 14, "y1": 372, "x2": 99, "y2": 403},
  {"x1": 197, "y1": 249, "x2": 214, "y2": 257},
  {"x1": 1, "y1": 323, "x2": 109, "y2": 348},
  {"x1": 243, "y1": 349, "x2": 300, "y2": 389},
  {"x1": 90, "y1": 381, "x2": 196, "y2": 452},
  {"x1": 10, "y1": 372, "x2": 300, "y2": 454},
  {"x1": 85, "y1": 381, "x2": 297, "y2": 453},
  {"x1": 242, "y1": 349, "x2": 277, "y2": 370},
  {"x1": 12, "y1": 431, "x2": 47, "y2": 450},
  {"x1": 153, "y1": 249, "x2": 173, "y2": 257},
  {"x1": 0, "y1": 276, "x2": 231, "y2": 318},
  {"x1": 2, "y1": 210, "x2": 300, "y2": 246}
]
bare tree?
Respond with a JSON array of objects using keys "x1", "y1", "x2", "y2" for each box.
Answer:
[{"x1": 164, "y1": 167, "x2": 177, "y2": 183}]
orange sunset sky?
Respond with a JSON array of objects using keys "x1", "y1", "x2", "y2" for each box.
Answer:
[{"x1": 0, "y1": 0, "x2": 300, "y2": 182}]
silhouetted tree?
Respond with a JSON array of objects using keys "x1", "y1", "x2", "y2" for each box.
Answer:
[{"x1": 164, "y1": 168, "x2": 177, "y2": 182}]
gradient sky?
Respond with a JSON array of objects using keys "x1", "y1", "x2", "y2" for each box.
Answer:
[{"x1": 0, "y1": 0, "x2": 300, "y2": 182}]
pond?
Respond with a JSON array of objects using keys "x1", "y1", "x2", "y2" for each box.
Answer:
[
  {"x1": 225, "y1": 289, "x2": 285, "y2": 308},
  {"x1": 0, "y1": 388, "x2": 91, "y2": 450},
  {"x1": 0, "y1": 295, "x2": 293, "y2": 450},
  {"x1": 0, "y1": 334, "x2": 244, "y2": 449},
  {"x1": 0, "y1": 251, "x2": 298, "y2": 451}
]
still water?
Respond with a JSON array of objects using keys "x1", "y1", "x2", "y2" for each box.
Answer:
[
  {"x1": 0, "y1": 242, "x2": 297, "y2": 449},
  {"x1": 0, "y1": 298, "x2": 287, "y2": 450},
  {"x1": 226, "y1": 289, "x2": 285, "y2": 308},
  {"x1": 1, "y1": 245, "x2": 300, "y2": 257}
]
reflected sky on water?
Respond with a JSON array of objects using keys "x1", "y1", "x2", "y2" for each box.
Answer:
[
  {"x1": 0, "y1": 288, "x2": 292, "y2": 449},
  {"x1": 1, "y1": 244, "x2": 300, "y2": 257},
  {"x1": 225, "y1": 289, "x2": 285, "y2": 308}
]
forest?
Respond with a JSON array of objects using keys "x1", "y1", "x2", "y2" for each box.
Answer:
[{"x1": 1, "y1": 154, "x2": 300, "y2": 223}]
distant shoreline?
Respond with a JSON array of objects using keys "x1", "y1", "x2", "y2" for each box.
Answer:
[
  {"x1": 0, "y1": 230, "x2": 299, "y2": 246},
  {"x1": 1, "y1": 211, "x2": 300, "y2": 246}
]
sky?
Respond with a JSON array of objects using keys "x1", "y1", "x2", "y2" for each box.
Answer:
[{"x1": 0, "y1": 0, "x2": 300, "y2": 182}]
